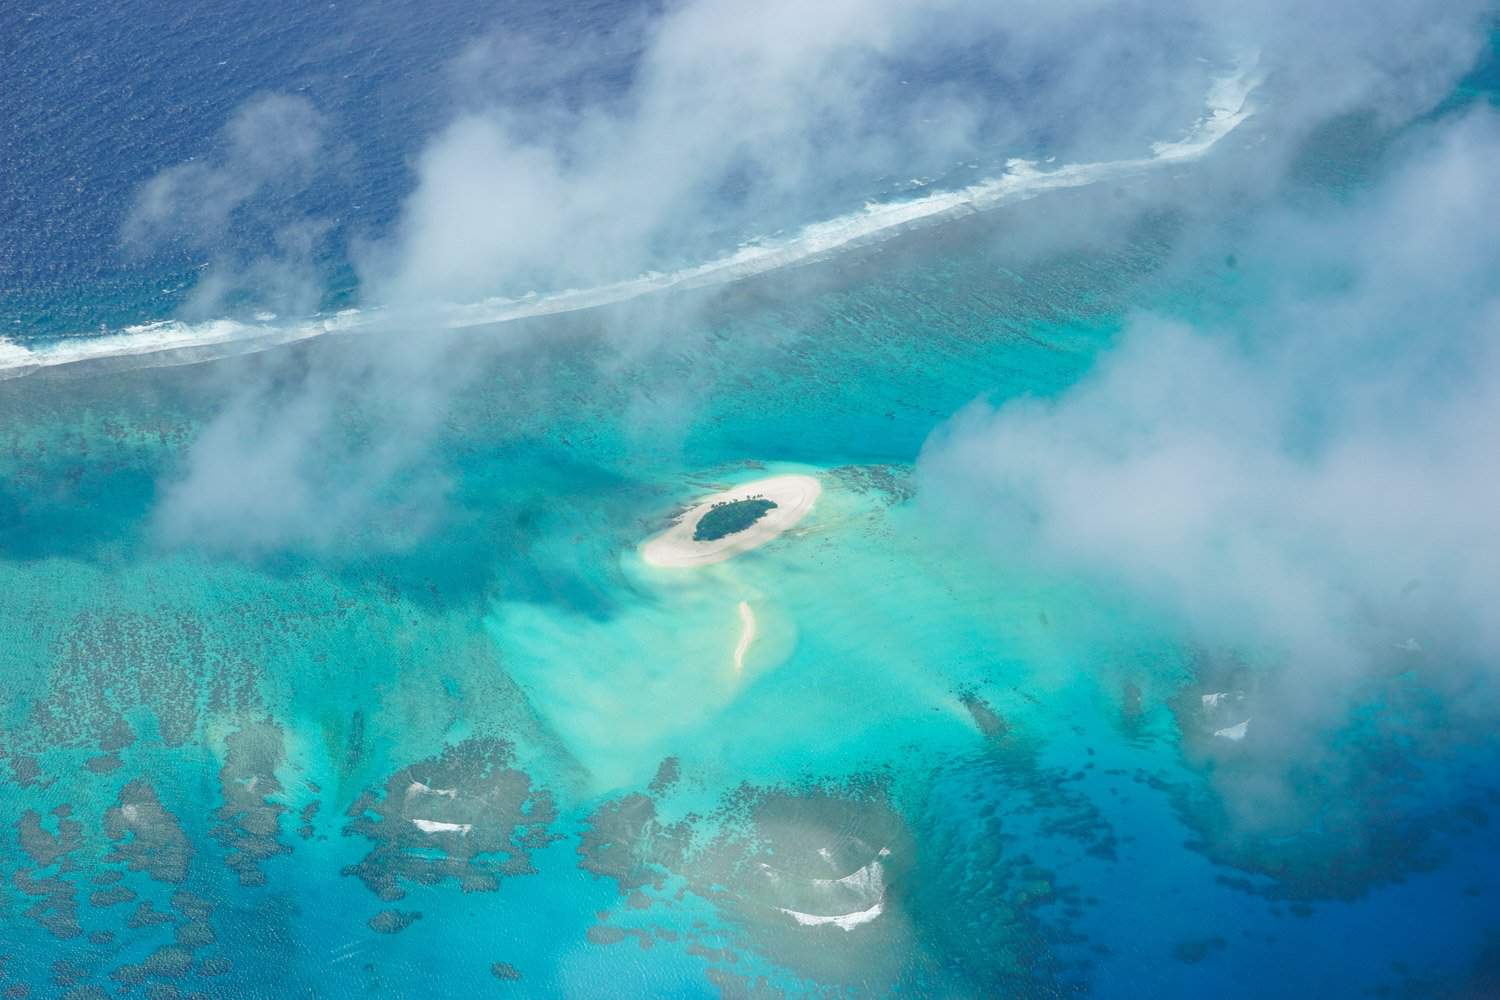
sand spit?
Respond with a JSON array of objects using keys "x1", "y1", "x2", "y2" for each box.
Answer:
[
  {"x1": 733, "y1": 602, "x2": 757, "y2": 673},
  {"x1": 642, "y1": 474, "x2": 821, "y2": 568}
]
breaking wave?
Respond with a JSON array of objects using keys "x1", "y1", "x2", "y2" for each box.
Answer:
[{"x1": 0, "y1": 60, "x2": 1258, "y2": 380}]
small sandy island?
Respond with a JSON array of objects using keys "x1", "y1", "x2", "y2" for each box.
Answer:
[{"x1": 642, "y1": 474, "x2": 821, "y2": 568}]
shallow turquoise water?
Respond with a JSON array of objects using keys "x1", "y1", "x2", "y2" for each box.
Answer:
[{"x1": 1, "y1": 176, "x2": 1498, "y2": 1000}]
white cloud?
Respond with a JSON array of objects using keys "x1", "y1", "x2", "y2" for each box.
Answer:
[
  {"x1": 124, "y1": 93, "x2": 331, "y2": 318},
  {"x1": 146, "y1": 0, "x2": 1493, "y2": 554},
  {"x1": 918, "y1": 109, "x2": 1500, "y2": 675},
  {"x1": 359, "y1": 0, "x2": 1490, "y2": 310}
]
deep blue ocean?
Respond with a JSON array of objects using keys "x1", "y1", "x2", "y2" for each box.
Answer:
[
  {"x1": 3, "y1": 3, "x2": 1500, "y2": 998},
  {"x1": 3, "y1": 0, "x2": 577, "y2": 334}
]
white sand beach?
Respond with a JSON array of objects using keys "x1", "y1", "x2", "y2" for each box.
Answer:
[{"x1": 642, "y1": 474, "x2": 822, "y2": 568}]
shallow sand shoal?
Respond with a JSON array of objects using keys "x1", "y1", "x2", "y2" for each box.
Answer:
[
  {"x1": 733, "y1": 601, "x2": 756, "y2": 673},
  {"x1": 641, "y1": 474, "x2": 821, "y2": 568}
]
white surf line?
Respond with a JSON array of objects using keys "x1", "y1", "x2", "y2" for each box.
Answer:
[
  {"x1": 733, "y1": 601, "x2": 756, "y2": 674},
  {"x1": 0, "y1": 61, "x2": 1258, "y2": 380},
  {"x1": 442, "y1": 60, "x2": 1258, "y2": 331},
  {"x1": 0, "y1": 308, "x2": 368, "y2": 380}
]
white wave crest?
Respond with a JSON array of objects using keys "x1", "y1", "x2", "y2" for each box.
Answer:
[
  {"x1": 0, "y1": 310, "x2": 365, "y2": 380},
  {"x1": 440, "y1": 59, "x2": 1257, "y2": 332},
  {"x1": 771, "y1": 848, "x2": 892, "y2": 931},
  {"x1": 779, "y1": 898, "x2": 885, "y2": 930},
  {"x1": 411, "y1": 818, "x2": 472, "y2": 835},
  {"x1": 1, "y1": 58, "x2": 1258, "y2": 380}
]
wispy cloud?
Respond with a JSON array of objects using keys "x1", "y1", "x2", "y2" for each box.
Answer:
[
  {"x1": 919, "y1": 108, "x2": 1500, "y2": 678},
  {"x1": 124, "y1": 93, "x2": 332, "y2": 318},
  {"x1": 138, "y1": 0, "x2": 1493, "y2": 554}
]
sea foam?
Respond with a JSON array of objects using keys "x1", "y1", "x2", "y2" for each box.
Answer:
[{"x1": 1, "y1": 59, "x2": 1258, "y2": 380}]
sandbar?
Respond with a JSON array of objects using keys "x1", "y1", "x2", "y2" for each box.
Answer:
[
  {"x1": 733, "y1": 601, "x2": 756, "y2": 673},
  {"x1": 642, "y1": 474, "x2": 821, "y2": 568}
]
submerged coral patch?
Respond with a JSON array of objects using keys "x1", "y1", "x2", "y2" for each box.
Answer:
[{"x1": 342, "y1": 737, "x2": 558, "y2": 901}]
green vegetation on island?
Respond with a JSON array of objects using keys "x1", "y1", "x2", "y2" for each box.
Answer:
[{"x1": 693, "y1": 497, "x2": 778, "y2": 542}]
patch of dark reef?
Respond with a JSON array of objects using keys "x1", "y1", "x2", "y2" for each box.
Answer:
[
  {"x1": 1377, "y1": 928, "x2": 1500, "y2": 998},
  {"x1": 578, "y1": 773, "x2": 926, "y2": 993},
  {"x1": 368, "y1": 909, "x2": 422, "y2": 934},
  {"x1": 900, "y1": 719, "x2": 1111, "y2": 998},
  {"x1": 341, "y1": 737, "x2": 559, "y2": 902},
  {"x1": 490, "y1": 962, "x2": 522, "y2": 982},
  {"x1": 14, "y1": 806, "x2": 85, "y2": 939},
  {"x1": 828, "y1": 464, "x2": 915, "y2": 504},
  {"x1": 30, "y1": 607, "x2": 262, "y2": 751},
  {"x1": 104, "y1": 779, "x2": 192, "y2": 884},
  {"x1": 693, "y1": 498, "x2": 776, "y2": 542},
  {"x1": 104, "y1": 891, "x2": 221, "y2": 988},
  {"x1": 1156, "y1": 648, "x2": 1497, "y2": 902},
  {"x1": 956, "y1": 687, "x2": 1009, "y2": 742},
  {"x1": 212, "y1": 721, "x2": 293, "y2": 887},
  {"x1": 647, "y1": 756, "x2": 680, "y2": 797}
]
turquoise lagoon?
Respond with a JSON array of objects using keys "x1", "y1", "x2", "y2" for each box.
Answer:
[{"x1": 1, "y1": 180, "x2": 1498, "y2": 1000}]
